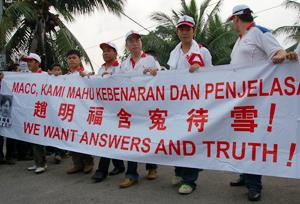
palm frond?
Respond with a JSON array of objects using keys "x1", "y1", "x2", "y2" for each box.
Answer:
[
  {"x1": 274, "y1": 25, "x2": 300, "y2": 37},
  {"x1": 284, "y1": 0, "x2": 300, "y2": 12},
  {"x1": 4, "y1": 1, "x2": 36, "y2": 21},
  {"x1": 53, "y1": 0, "x2": 126, "y2": 16},
  {"x1": 5, "y1": 22, "x2": 32, "y2": 57},
  {"x1": 202, "y1": 0, "x2": 223, "y2": 31},
  {"x1": 150, "y1": 12, "x2": 176, "y2": 28}
]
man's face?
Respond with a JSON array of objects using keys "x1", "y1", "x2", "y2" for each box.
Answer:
[
  {"x1": 1, "y1": 100, "x2": 11, "y2": 117},
  {"x1": 67, "y1": 54, "x2": 81, "y2": 69},
  {"x1": 52, "y1": 66, "x2": 62, "y2": 76},
  {"x1": 177, "y1": 25, "x2": 195, "y2": 43},
  {"x1": 126, "y1": 36, "x2": 142, "y2": 54},
  {"x1": 232, "y1": 16, "x2": 240, "y2": 33},
  {"x1": 27, "y1": 59, "x2": 40, "y2": 72},
  {"x1": 102, "y1": 46, "x2": 117, "y2": 63},
  {"x1": 15, "y1": 65, "x2": 21, "y2": 72}
]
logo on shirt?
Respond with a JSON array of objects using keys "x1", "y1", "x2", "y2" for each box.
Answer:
[{"x1": 187, "y1": 53, "x2": 205, "y2": 67}]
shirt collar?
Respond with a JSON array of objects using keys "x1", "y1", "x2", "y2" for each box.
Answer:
[
  {"x1": 239, "y1": 22, "x2": 255, "y2": 38},
  {"x1": 130, "y1": 51, "x2": 147, "y2": 68},
  {"x1": 78, "y1": 67, "x2": 84, "y2": 73},
  {"x1": 246, "y1": 22, "x2": 255, "y2": 30},
  {"x1": 36, "y1": 68, "x2": 43, "y2": 73},
  {"x1": 102, "y1": 60, "x2": 119, "y2": 67}
]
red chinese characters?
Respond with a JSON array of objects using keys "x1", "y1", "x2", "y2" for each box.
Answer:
[
  {"x1": 87, "y1": 107, "x2": 104, "y2": 125},
  {"x1": 58, "y1": 103, "x2": 75, "y2": 122},
  {"x1": 149, "y1": 108, "x2": 168, "y2": 130},
  {"x1": 231, "y1": 106, "x2": 258, "y2": 132},
  {"x1": 117, "y1": 108, "x2": 132, "y2": 129},
  {"x1": 187, "y1": 108, "x2": 208, "y2": 132},
  {"x1": 33, "y1": 101, "x2": 48, "y2": 118}
]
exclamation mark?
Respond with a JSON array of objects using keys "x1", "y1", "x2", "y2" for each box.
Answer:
[
  {"x1": 287, "y1": 143, "x2": 296, "y2": 167},
  {"x1": 267, "y1": 103, "x2": 276, "y2": 132}
]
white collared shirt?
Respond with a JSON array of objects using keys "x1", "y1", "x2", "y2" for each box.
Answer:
[
  {"x1": 176, "y1": 47, "x2": 212, "y2": 70},
  {"x1": 168, "y1": 43, "x2": 212, "y2": 70},
  {"x1": 119, "y1": 52, "x2": 159, "y2": 74},
  {"x1": 97, "y1": 60, "x2": 120, "y2": 78},
  {"x1": 230, "y1": 24, "x2": 283, "y2": 65}
]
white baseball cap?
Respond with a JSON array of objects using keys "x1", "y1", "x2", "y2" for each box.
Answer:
[
  {"x1": 99, "y1": 42, "x2": 118, "y2": 53},
  {"x1": 227, "y1": 4, "x2": 253, "y2": 21},
  {"x1": 177, "y1": 15, "x2": 195, "y2": 28},
  {"x1": 23, "y1": 53, "x2": 41, "y2": 63},
  {"x1": 125, "y1": 30, "x2": 141, "y2": 41}
]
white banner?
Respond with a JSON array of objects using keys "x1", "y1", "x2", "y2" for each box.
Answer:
[{"x1": 0, "y1": 62, "x2": 299, "y2": 178}]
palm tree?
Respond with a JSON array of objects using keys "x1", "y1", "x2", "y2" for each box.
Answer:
[
  {"x1": 274, "y1": 0, "x2": 300, "y2": 50},
  {"x1": 0, "y1": 0, "x2": 126, "y2": 70},
  {"x1": 148, "y1": 0, "x2": 237, "y2": 65}
]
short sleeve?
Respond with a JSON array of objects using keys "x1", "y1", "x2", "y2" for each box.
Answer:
[
  {"x1": 254, "y1": 27, "x2": 283, "y2": 59},
  {"x1": 201, "y1": 47, "x2": 213, "y2": 67}
]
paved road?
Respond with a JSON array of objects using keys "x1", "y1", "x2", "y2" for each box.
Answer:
[{"x1": 0, "y1": 156, "x2": 300, "y2": 204}]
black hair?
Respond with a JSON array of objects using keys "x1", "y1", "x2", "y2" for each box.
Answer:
[
  {"x1": 237, "y1": 9, "x2": 254, "y2": 22},
  {"x1": 66, "y1": 50, "x2": 81, "y2": 58},
  {"x1": 9, "y1": 63, "x2": 20, "y2": 72},
  {"x1": 49, "y1": 63, "x2": 62, "y2": 70},
  {"x1": 0, "y1": 96, "x2": 12, "y2": 107}
]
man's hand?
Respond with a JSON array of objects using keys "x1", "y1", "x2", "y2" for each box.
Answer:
[
  {"x1": 80, "y1": 71, "x2": 94, "y2": 78},
  {"x1": 189, "y1": 64, "x2": 200, "y2": 73},
  {"x1": 150, "y1": 68, "x2": 158, "y2": 76},
  {"x1": 143, "y1": 67, "x2": 150, "y2": 75},
  {"x1": 144, "y1": 67, "x2": 158, "y2": 76},
  {"x1": 286, "y1": 52, "x2": 298, "y2": 61},
  {"x1": 272, "y1": 50, "x2": 287, "y2": 64}
]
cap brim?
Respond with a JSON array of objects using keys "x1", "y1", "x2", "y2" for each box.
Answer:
[
  {"x1": 177, "y1": 22, "x2": 194, "y2": 28},
  {"x1": 126, "y1": 33, "x2": 141, "y2": 40},
  {"x1": 227, "y1": 10, "x2": 249, "y2": 22},
  {"x1": 99, "y1": 43, "x2": 117, "y2": 52},
  {"x1": 100, "y1": 43, "x2": 111, "y2": 49},
  {"x1": 22, "y1": 57, "x2": 34, "y2": 62},
  {"x1": 227, "y1": 15, "x2": 235, "y2": 22}
]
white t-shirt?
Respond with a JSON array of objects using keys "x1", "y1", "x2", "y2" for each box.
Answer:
[
  {"x1": 119, "y1": 52, "x2": 160, "y2": 74},
  {"x1": 230, "y1": 24, "x2": 283, "y2": 65},
  {"x1": 97, "y1": 60, "x2": 120, "y2": 78},
  {"x1": 168, "y1": 41, "x2": 212, "y2": 70}
]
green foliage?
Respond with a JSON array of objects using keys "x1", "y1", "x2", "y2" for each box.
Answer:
[
  {"x1": 0, "y1": 0, "x2": 126, "y2": 70},
  {"x1": 273, "y1": 0, "x2": 300, "y2": 49},
  {"x1": 144, "y1": 0, "x2": 237, "y2": 66}
]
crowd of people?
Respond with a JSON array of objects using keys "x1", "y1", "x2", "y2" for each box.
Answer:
[{"x1": 1, "y1": 4, "x2": 299, "y2": 202}]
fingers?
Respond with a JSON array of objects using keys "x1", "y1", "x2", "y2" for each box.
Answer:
[
  {"x1": 189, "y1": 65, "x2": 199, "y2": 73},
  {"x1": 150, "y1": 69, "x2": 157, "y2": 76},
  {"x1": 272, "y1": 56, "x2": 285, "y2": 64},
  {"x1": 143, "y1": 68, "x2": 158, "y2": 76},
  {"x1": 143, "y1": 68, "x2": 149, "y2": 74},
  {"x1": 286, "y1": 52, "x2": 298, "y2": 61}
]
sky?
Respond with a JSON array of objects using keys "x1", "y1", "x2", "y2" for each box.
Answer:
[{"x1": 64, "y1": 0, "x2": 299, "y2": 71}]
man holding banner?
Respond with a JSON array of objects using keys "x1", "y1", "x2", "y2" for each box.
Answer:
[
  {"x1": 227, "y1": 4, "x2": 289, "y2": 201},
  {"x1": 91, "y1": 42, "x2": 125, "y2": 183},
  {"x1": 118, "y1": 31, "x2": 160, "y2": 188},
  {"x1": 65, "y1": 50, "x2": 94, "y2": 174},
  {"x1": 167, "y1": 15, "x2": 212, "y2": 195},
  {"x1": 22, "y1": 53, "x2": 48, "y2": 174}
]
